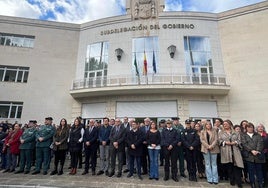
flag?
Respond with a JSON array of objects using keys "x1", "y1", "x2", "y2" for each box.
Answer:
[
  {"x1": 143, "y1": 51, "x2": 148, "y2": 75},
  {"x1": 152, "y1": 51, "x2": 156, "y2": 74},
  {"x1": 134, "y1": 53, "x2": 139, "y2": 76}
]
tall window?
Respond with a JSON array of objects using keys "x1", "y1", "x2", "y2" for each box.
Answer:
[
  {"x1": 184, "y1": 36, "x2": 213, "y2": 83},
  {"x1": 84, "y1": 42, "x2": 109, "y2": 86},
  {"x1": 132, "y1": 37, "x2": 159, "y2": 76},
  {"x1": 0, "y1": 33, "x2": 35, "y2": 48},
  {"x1": 0, "y1": 102, "x2": 23, "y2": 119},
  {"x1": 0, "y1": 65, "x2": 30, "y2": 83}
]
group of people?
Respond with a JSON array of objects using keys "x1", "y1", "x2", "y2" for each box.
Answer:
[{"x1": 0, "y1": 117, "x2": 267, "y2": 188}]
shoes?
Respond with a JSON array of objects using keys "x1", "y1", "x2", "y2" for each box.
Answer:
[
  {"x1": 24, "y1": 171, "x2": 30, "y2": 174},
  {"x1": 181, "y1": 173, "x2": 187, "y2": 178},
  {"x1": 116, "y1": 173, "x2": 122, "y2": 177},
  {"x1": 15, "y1": 170, "x2": 24, "y2": 174},
  {"x1": 108, "y1": 172, "x2": 115, "y2": 177},
  {"x1": 92, "y1": 171, "x2": 96, "y2": 175},
  {"x1": 214, "y1": 182, "x2": 218, "y2": 185},
  {"x1": 141, "y1": 172, "x2": 147, "y2": 175},
  {"x1": 172, "y1": 176, "x2": 179, "y2": 182},
  {"x1": 105, "y1": 171, "x2": 109, "y2": 176},
  {"x1": 9, "y1": 169, "x2": 15, "y2": 173},
  {"x1": 138, "y1": 175, "x2": 143, "y2": 180},
  {"x1": 155, "y1": 178, "x2": 159, "y2": 181},
  {"x1": 32, "y1": 171, "x2": 40, "y2": 175},
  {"x1": 127, "y1": 173, "x2": 133, "y2": 178},
  {"x1": 43, "y1": 171, "x2": 47, "y2": 175},
  {"x1": 164, "y1": 176, "x2": 169, "y2": 181},
  {"x1": 208, "y1": 182, "x2": 213, "y2": 184},
  {"x1": 57, "y1": 171, "x2": 63, "y2": 175},
  {"x1": 68, "y1": 166, "x2": 71, "y2": 169},
  {"x1": 192, "y1": 177, "x2": 197, "y2": 182},
  {"x1": 149, "y1": 177, "x2": 153, "y2": 180},
  {"x1": 82, "y1": 171, "x2": 88, "y2": 175},
  {"x1": 97, "y1": 170, "x2": 104, "y2": 175},
  {"x1": 50, "y1": 170, "x2": 58, "y2": 175},
  {"x1": 123, "y1": 169, "x2": 129, "y2": 173},
  {"x1": 3, "y1": 169, "x2": 10, "y2": 173}
]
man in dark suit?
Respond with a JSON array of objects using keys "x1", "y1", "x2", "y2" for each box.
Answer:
[
  {"x1": 82, "y1": 119, "x2": 99, "y2": 175},
  {"x1": 108, "y1": 118, "x2": 126, "y2": 177},
  {"x1": 140, "y1": 117, "x2": 151, "y2": 175},
  {"x1": 122, "y1": 117, "x2": 131, "y2": 173}
]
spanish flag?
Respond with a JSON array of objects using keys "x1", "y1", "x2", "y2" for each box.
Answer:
[{"x1": 143, "y1": 51, "x2": 148, "y2": 75}]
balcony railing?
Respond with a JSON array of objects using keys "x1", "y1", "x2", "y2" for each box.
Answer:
[{"x1": 71, "y1": 74, "x2": 228, "y2": 90}]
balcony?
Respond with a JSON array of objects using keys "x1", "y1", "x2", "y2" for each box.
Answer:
[{"x1": 70, "y1": 74, "x2": 230, "y2": 98}]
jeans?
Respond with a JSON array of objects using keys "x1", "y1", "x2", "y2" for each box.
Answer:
[
  {"x1": 203, "y1": 152, "x2": 218, "y2": 183},
  {"x1": 148, "y1": 148, "x2": 160, "y2": 178},
  {"x1": 247, "y1": 161, "x2": 263, "y2": 185},
  {"x1": 129, "y1": 155, "x2": 141, "y2": 176}
]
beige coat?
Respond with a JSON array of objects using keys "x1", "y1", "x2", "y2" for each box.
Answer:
[
  {"x1": 218, "y1": 130, "x2": 244, "y2": 168},
  {"x1": 200, "y1": 129, "x2": 220, "y2": 154}
]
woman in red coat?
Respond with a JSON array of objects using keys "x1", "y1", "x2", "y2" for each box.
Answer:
[{"x1": 3, "y1": 123, "x2": 23, "y2": 173}]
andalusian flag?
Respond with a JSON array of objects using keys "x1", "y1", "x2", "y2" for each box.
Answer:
[
  {"x1": 152, "y1": 51, "x2": 156, "y2": 74},
  {"x1": 134, "y1": 53, "x2": 139, "y2": 76},
  {"x1": 143, "y1": 51, "x2": 148, "y2": 75}
]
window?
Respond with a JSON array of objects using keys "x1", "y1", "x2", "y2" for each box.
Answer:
[
  {"x1": 132, "y1": 37, "x2": 159, "y2": 76},
  {"x1": 0, "y1": 33, "x2": 35, "y2": 48},
  {"x1": 84, "y1": 42, "x2": 109, "y2": 86},
  {"x1": 0, "y1": 65, "x2": 30, "y2": 83},
  {"x1": 0, "y1": 102, "x2": 23, "y2": 119},
  {"x1": 184, "y1": 36, "x2": 213, "y2": 84}
]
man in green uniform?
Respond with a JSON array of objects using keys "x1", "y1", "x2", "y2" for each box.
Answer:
[
  {"x1": 172, "y1": 117, "x2": 186, "y2": 178},
  {"x1": 32, "y1": 117, "x2": 55, "y2": 175},
  {"x1": 15, "y1": 120, "x2": 37, "y2": 174}
]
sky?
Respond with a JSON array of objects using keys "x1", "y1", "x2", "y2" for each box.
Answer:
[{"x1": 0, "y1": 0, "x2": 265, "y2": 24}]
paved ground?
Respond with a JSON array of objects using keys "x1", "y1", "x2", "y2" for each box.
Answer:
[{"x1": 0, "y1": 158, "x2": 251, "y2": 188}]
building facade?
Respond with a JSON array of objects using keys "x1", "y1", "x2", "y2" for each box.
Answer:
[{"x1": 0, "y1": 0, "x2": 267, "y2": 125}]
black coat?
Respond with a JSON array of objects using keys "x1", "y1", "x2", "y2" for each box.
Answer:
[
  {"x1": 69, "y1": 126, "x2": 83, "y2": 152},
  {"x1": 126, "y1": 129, "x2": 145, "y2": 157},
  {"x1": 161, "y1": 128, "x2": 179, "y2": 147},
  {"x1": 181, "y1": 128, "x2": 200, "y2": 149},
  {"x1": 109, "y1": 125, "x2": 126, "y2": 151},
  {"x1": 83, "y1": 126, "x2": 99, "y2": 150}
]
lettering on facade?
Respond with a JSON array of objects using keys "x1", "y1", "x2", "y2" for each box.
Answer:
[{"x1": 100, "y1": 24, "x2": 195, "y2": 36}]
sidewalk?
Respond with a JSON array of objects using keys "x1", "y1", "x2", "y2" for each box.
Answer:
[{"x1": 0, "y1": 157, "x2": 250, "y2": 188}]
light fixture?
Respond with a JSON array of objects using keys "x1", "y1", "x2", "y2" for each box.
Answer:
[
  {"x1": 167, "y1": 45, "x2": 176, "y2": 58},
  {"x1": 115, "y1": 48, "x2": 123, "y2": 61}
]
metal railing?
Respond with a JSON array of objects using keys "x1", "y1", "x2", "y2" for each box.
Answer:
[{"x1": 71, "y1": 74, "x2": 227, "y2": 90}]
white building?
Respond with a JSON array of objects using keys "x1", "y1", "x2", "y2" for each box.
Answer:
[{"x1": 0, "y1": 0, "x2": 267, "y2": 125}]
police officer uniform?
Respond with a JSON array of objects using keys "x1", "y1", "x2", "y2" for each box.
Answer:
[
  {"x1": 161, "y1": 120, "x2": 180, "y2": 182},
  {"x1": 181, "y1": 119, "x2": 200, "y2": 181},
  {"x1": 15, "y1": 120, "x2": 37, "y2": 174}
]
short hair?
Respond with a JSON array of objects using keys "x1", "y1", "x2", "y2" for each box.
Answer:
[
  {"x1": 246, "y1": 122, "x2": 255, "y2": 129},
  {"x1": 103, "y1": 117, "x2": 109, "y2": 121}
]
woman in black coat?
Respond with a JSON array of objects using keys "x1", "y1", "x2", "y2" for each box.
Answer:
[{"x1": 68, "y1": 118, "x2": 84, "y2": 175}]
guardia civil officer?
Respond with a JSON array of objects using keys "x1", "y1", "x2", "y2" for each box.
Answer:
[
  {"x1": 181, "y1": 119, "x2": 200, "y2": 181},
  {"x1": 32, "y1": 117, "x2": 55, "y2": 175},
  {"x1": 172, "y1": 117, "x2": 186, "y2": 177},
  {"x1": 15, "y1": 120, "x2": 37, "y2": 174}
]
